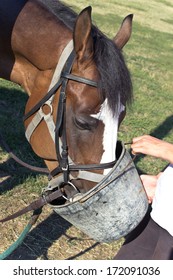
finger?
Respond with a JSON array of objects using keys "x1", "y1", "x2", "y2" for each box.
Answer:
[
  {"x1": 131, "y1": 143, "x2": 143, "y2": 153},
  {"x1": 132, "y1": 134, "x2": 150, "y2": 144},
  {"x1": 132, "y1": 135, "x2": 145, "y2": 143},
  {"x1": 131, "y1": 148, "x2": 141, "y2": 156}
]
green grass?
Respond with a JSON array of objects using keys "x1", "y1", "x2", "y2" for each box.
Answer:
[
  {"x1": 120, "y1": 22, "x2": 173, "y2": 174},
  {"x1": 0, "y1": 0, "x2": 173, "y2": 259}
]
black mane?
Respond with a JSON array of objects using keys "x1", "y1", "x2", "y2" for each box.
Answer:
[{"x1": 38, "y1": 0, "x2": 133, "y2": 115}]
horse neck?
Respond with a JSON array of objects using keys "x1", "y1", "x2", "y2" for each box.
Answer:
[{"x1": 3, "y1": 0, "x2": 72, "y2": 97}]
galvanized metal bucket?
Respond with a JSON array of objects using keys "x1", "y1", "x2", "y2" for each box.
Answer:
[{"x1": 51, "y1": 141, "x2": 148, "y2": 242}]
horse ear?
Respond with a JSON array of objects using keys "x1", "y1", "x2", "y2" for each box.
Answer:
[
  {"x1": 73, "y1": 6, "x2": 93, "y2": 61},
  {"x1": 113, "y1": 14, "x2": 133, "y2": 49}
]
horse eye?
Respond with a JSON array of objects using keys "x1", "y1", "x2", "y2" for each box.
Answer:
[
  {"x1": 74, "y1": 118, "x2": 91, "y2": 130},
  {"x1": 74, "y1": 116, "x2": 98, "y2": 131}
]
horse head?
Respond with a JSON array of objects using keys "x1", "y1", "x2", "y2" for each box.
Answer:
[
  {"x1": 24, "y1": 5, "x2": 133, "y2": 199},
  {"x1": 1, "y1": 1, "x2": 133, "y2": 201}
]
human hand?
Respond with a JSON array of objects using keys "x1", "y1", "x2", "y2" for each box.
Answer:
[
  {"x1": 140, "y1": 173, "x2": 162, "y2": 203},
  {"x1": 131, "y1": 135, "x2": 173, "y2": 163}
]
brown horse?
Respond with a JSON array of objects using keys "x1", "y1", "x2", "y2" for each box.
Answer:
[{"x1": 0, "y1": 0, "x2": 133, "y2": 200}]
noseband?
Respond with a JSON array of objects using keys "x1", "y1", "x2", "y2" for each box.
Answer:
[{"x1": 23, "y1": 40, "x2": 117, "y2": 197}]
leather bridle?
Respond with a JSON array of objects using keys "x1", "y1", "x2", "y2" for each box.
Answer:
[
  {"x1": 0, "y1": 42, "x2": 132, "y2": 224},
  {"x1": 23, "y1": 43, "x2": 117, "y2": 195}
]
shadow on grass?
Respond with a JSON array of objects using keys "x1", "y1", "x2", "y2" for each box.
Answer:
[
  {"x1": 6, "y1": 213, "x2": 71, "y2": 260},
  {"x1": 5, "y1": 211, "x2": 100, "y2": 260},
  {"x1": 0, "y1": 86, "x2": 46, "y2": 195}
]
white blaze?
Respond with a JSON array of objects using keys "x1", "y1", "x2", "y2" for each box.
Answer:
[{"x1": 92, "y1": 99, "x2": 123, "y2": 175}]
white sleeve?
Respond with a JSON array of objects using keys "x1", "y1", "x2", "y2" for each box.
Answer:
[{"x1": 151, "y1": 164, "x2": 173, "y2": 236}]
